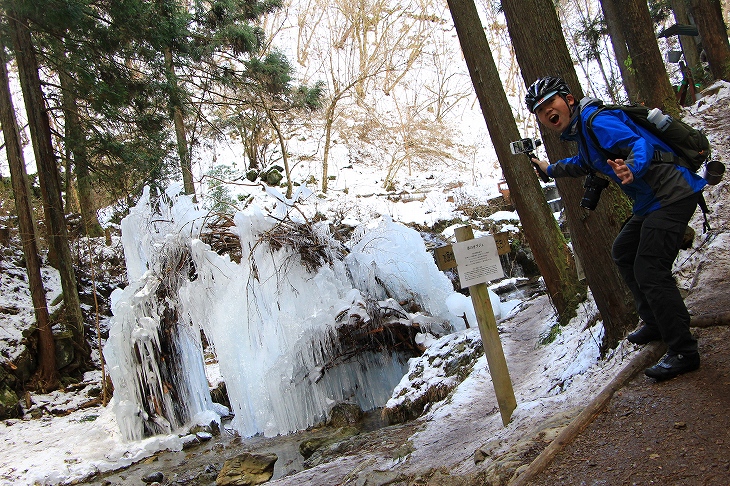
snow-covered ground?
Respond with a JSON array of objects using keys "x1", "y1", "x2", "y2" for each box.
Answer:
[{"x1": 0, "y1": 79, "x2": 728, "y2": 486}]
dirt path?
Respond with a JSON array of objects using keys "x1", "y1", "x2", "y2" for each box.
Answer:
[
  {"x1": 520, "y1": 171, "x2": 730, "y2": 486},
  {"x1": 525, "y1": 324, "x2": 730, "y2": 486}
]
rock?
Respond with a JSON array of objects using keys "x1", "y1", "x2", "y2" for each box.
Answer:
[
  {"x1": 477, "y1": 407, "x2": 581, "y2": 484},
  {"x1": 474, "y1": 448, "x2": 487, "y2": 465},
  {"x1": 190, "y1": 420, "x2": 219, "y2": 436},
  {"x1": 0, "y1": 386, "x2": 21, "y2": 420},
  {"x1": 142, "y1": 471, "x2": 164, "y2": 483},
  {"x1": 210, "y1": 384, "x2": 232, "y2": 414},
  {"x1": 13, "y1": 348, "x2": 37, "y2": 384},
  {"x1": 54, "y1": 331, "x2": 75, "y2": 370},
  {"x1": 299, "y1": 436, "x2": 330, "y2": 460},
  {"x1": 474, "y1": 439, "x2": 501, "y2": 464},
  {"x1": 216, "y1": 452, "x2": 278, "y2": 486},
  {"x1": 181, "y1": 434, "x2": 200, "y2": 449},
  {"x1": 196, "y1": 431, "x2": 213, "y2": 442},
  {"x1": 424, "y1": 470, "x2": 469, "y2": 486},
  {"x1": 263, "y1": 168, "x2": 283, "y2": 186},
  {"x1": 327, "y1": 402, "x2": 363, "y2": 428},
  {"x1": 299, "y1": 426, "x2": 360, "y2": 460}
]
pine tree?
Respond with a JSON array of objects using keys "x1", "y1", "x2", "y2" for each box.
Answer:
[
  {"x1": 0, "y1": 43, "x2": 59, "y2": 391},
  {"x1": 241, "y1": 50, "x2": 325, "y2": 198},
  {"x1": 6, "y1": 5, "x2": 88, "y2": 367},
  {"x1": 690, "y1": 0, "x2": 730, "y2": 82},
  {"x1": 142, "y1": 0, "x2": 284, "y2": 199}
]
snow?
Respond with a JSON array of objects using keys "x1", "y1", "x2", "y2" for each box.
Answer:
[{"x1": 0, "y1": 12, "x2": 727, "y2": 485}]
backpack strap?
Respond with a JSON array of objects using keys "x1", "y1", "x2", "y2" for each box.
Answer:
[
  {"x1": 587, "y1": 107, "x2": 711, "y2": 233},
  {"x1": 585, "y1": 106, "x2": 618, "y2": 160},
  {"x1": 585, "y1": 107, "x2": 678, "y2": 165},
  {"x1": 698, "y1": 193, "x2": 711, "y2": 233}
]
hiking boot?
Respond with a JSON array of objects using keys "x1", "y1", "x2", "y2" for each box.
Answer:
[
  {"x1": 627, "y1": 324, "x2": 662, "y2": 345},
  {"x1": 644, "y1": 352, "x2": 700, "y2": 381}
]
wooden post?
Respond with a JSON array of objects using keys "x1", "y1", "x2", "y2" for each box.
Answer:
[{"x1": 455, "y1": 225, "x2": 517, "y2": 426}]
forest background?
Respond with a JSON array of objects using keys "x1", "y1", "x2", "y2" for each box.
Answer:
[{"x1": 0, "y1": 0, "x2": 730, "y2": 472}]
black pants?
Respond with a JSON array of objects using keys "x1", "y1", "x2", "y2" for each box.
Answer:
[{"x1": 612, "y1": 192, "x2": 701, "y2": 355}]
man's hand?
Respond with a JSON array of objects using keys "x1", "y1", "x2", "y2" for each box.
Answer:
[
  {"x1": 531, "y1": 157, "x2": 550, "y2": 175},
  {"x1": 607, "y1": 158, "x2": 634, "y2": 184}
]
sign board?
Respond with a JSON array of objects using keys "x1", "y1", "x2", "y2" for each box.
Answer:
[
  {"x1": 494, "y1": 232, "x2": 510, "y2": 255},
  {"x1": 452, "y1": 235, "x2": 504, "y2": 288},
  {"x1": 434, "y1": 245, "x2": 458, "y2": 271}
]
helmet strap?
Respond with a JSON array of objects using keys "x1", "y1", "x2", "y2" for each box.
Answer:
[{"x1": 561, "y1": 94, "x2": 575, "y2": 115}]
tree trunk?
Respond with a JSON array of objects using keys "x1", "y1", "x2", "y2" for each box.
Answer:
[
  {"x1": 63, "y1": 142, "x2": 79, "y2": 215},
  {"x1": 59, "y1": 68, "x2": 103, "y2": 237},
  {"x1": 600, "y1": 0, "x2": 640, "y2": 102},
  {"x1": 268, "y1": 107, "x2": 293, "y2": 199},
  {"x1": 164, "y1": 47, "x2": 196, "y2": 199},
  {"x1": 690, "y1": 0, "x2": 730, "y2": 82},
  {"x1": 0, "y1": 44, "x2": 58, "y2": 391},
  {"x1": 602, "y1": 0, "x2": 680, "y2": 115},
  {"x1": 446, "y1": 0, "x2": 585, "y2": 324},
  {"x1": 321, "y1": 102, "x2": 335, "y2": 193},
  {"x1": 670, "y1": 0, "x2": 703, "y2": 81},
  {"x1": 9, "y1": 11, "x2": 88, "y2": 365},
  {"x1": 502, "y1": 0, "x2": 638, "y2": 350}
]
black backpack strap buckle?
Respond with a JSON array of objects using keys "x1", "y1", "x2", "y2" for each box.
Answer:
[{"x1": 653, "y1": 150, "x2": 677, "y2": 164}]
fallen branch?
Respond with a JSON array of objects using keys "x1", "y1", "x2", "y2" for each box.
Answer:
[
  {"x1": 690, "y1": 312, "x2": 730, "y2": 328},
  {"x1": 49, "y1": 397, "x2": 103, "y2": 416}
]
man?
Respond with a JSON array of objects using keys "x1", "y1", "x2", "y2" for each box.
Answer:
[{"x1": 526, "y1": 76, "x2": 706, "y2": 381}]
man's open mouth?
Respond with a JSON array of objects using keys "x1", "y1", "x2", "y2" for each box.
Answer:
[{"x1": 549, "y1": 114, "x2": 560, "y2": 124}]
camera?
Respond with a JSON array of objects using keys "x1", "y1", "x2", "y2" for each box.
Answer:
[
  {"x1": 580, "y1": 173, "x2": 610, "y2": 210},
  {"x1": 509, "y1": 138, "x2": 541, "y2": 155},
  {"x1": 511, "y1": 138, "x2": 549, "y2": 182}
]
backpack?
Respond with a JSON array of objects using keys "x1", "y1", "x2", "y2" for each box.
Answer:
[
  {"x1": 585, "y1": 102, "x2": 712, "y2": 232},
  {"x1": 585, "y1": 103, "x2": 711, "y2": 173}
]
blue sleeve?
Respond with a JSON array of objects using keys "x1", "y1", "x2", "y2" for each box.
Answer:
[
  {"x1": 589, "y1": 111, "x2": 655, "y2": 178},
  {"x1": 548, "y1": 155, "x2": 591, "y2": 178}
]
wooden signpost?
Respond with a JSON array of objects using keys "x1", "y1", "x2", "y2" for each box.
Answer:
[
  {"x1": 435, "y1": 232, "x2": 510, "y2": 272},
  {"x1": 452, "y1": 225, "x2": 516, "y2": 426}
]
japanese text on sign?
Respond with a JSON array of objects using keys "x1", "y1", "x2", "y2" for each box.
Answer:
[{"x1": 452, "y1": 235, "x2": 504, "y2": 288}]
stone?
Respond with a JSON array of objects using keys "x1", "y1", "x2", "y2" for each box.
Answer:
[
  {"x1": 327, "y1": 402, "x2": 363, "y2": 428},
  {"x1": 54, "y1": 332, "x2": 75, "y2": 370},
  {"x1": 196, "y1": 431, "x2": 213, "y2": 442},
  {"x1": 216, "y1": 452, "x2": 278, "y2": 486},
  {"x1": 190, "y1": 421, "x2": 219, "y2": 436},
  {"x1": 299, "y1": 426, "x2": 359, "y2": 460},
  {"x1": 181, "y1": 434, "x2": 200, "y2": 449},
  {"x1": 141, "y1": 471, "x2": 164, "y2": 483},
  {"x1": 210, "y1": 382, "x2": 231, "y2": 410},
  {"x1": 0, "y1": 387, "x2": 21, "y2": 420},
  {"x1": 263, "y1": 169, "x2": 283, "y2": 186}
]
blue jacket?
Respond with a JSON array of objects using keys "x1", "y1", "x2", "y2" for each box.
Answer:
[{"x1": 547, "y1": 98, "x2": 707, "y2": 215}]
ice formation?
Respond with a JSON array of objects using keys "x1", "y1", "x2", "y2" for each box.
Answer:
[{"x1": 104, "y1": 185, "x2": 492, "y2": 440}]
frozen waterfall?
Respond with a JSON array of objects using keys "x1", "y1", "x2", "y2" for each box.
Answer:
[{"x1": 104, "y1": 185, "x2": 475, "y2": 440}]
